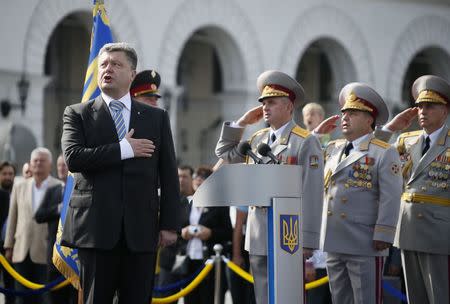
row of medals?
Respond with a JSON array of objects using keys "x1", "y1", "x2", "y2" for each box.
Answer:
[
  {"x1": 345, "y1": 163, "x2": 373, "y2": 189},
  {"x1": 428, "y1": 160, "x2": 449, "y2": 189}
]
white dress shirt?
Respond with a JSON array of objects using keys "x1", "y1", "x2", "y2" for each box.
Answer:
[
  {"x1": 346, "y1": 133, "x2": 371, "y2": 155},
  {"x1": 423, "y1": 124, "x2": 445, "y2": 148},
  {"x1": 186, "y1": 198, "x2": 204, "y2": 260},
  {"x1": 101, "y1": 92, "x2": 134, "y2": 160},
  {"x1": 32, "y1": 176, "x2": 50, "y2": 213}
]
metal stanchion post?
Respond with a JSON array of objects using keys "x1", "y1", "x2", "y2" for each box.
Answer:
[{"x1": 213, "y1": 244, "x2": 223, "y2": 304}]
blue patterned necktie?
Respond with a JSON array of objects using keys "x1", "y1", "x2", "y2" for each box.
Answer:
[{"x1": 109, "y1": 100, "x2": 126, "y2": 140}]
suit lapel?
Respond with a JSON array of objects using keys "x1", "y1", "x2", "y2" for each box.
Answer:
[
  {"x1": 333, "y1": 150, "x2": 367, "y2": 176},
  {"x1": 90, "y1": 96, "x2": 119, "y2": 142},
  {"x1": 129, "y1": 99, "x2": 146, "y2": 132},
  {"x1": 26, "y1": 178, "x2": 33, "y2": 213},
  {"x1": 327, "y1": 140, "x2": 346, "y2": 174},
  {"x1": 409, "y1": 126, "x2": 448, "y2": 183},
  {"x1": 332, "y1": 136, "x2": 370, "y2": 176},
  {"x1": 271, "y1": 121, "x2": 294, "y2": 156}
]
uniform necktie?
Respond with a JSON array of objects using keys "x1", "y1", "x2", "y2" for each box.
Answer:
[
  {"x1": 422, "y1": 136, "x2": 430, "y2": 156},
  {"x1": 110, "y1": 100, "x2": 126, "y2": 140},
  {"x1": 344, "y1": 142, "x2": 353, "y2": 157},
  {"x1": 270, "y1": 133, "x2": 277, "y2": 144}
]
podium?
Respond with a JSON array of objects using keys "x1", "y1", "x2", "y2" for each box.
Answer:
[{"x1": 193, "y1": 164, "x2": 304, "y2": 304}]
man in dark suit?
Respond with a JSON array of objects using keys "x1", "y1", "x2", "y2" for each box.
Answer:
[
  {"x1": 0, "y1": 161, "x2": 16, "y2": 304},
  {"x1": 61, "y1": 42, "x2": 181, "y2": 304},
  {"x1": 180, "y1": 166, "x2": 232, "y2": 304}
]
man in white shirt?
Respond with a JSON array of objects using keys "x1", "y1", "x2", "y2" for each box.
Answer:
[{"x1": 4, "y1": 147, "x2": 61, "y2": 304}]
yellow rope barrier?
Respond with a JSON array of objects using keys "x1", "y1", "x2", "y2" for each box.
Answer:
[
  {"x1": 222, "y1": 256, "x2": 329, "y2": 290},
  {"x1": 0, "y1": 255, "x2": 70, "y2": 291},
  {"x1": 305, "y1": 276, "x2": 329, "y2": 290},
  {"x1": 151, "y1": 260, "x2": 214, "y2": 304},
  {"x1": 225, "y1": 260, "x2": 254, "y2": 284}
]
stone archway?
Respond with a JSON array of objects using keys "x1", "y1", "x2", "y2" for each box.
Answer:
[
  {"x1": 280, "y1": 5, "x2": 373, "y2": 86},
  {"x1": 20, "y1": 0, "x2": 141, "y2": 146},
  {"x1": 386, "y1": 15, "x2": 450, "y2": 107},
  {"x1": 157, "y1": 0, "x2": 263, "y2": 90},
  {"x1": 295, "y1": 38, "x2": 357, "y2": 119},
  {"x1": 24, "y1": 0, "x2": 141, "y2": 75}
]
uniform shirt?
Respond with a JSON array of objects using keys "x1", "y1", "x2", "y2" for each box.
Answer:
[
  {"x1": 423, "y1": 124, "x2": 445, "y2": 151},
  {"x1": 344, "y1": 133, "x2": 370, "y2": 156},
  {"x1": 101, "y1": 92, "x2": 134, "y2": 160}
]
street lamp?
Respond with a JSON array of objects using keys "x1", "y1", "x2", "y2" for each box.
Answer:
[{"x1": 0, "y1": 74, "x2": 30, "y2": 117}]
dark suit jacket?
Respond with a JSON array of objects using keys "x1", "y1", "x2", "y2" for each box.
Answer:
[
  {"x1": 183, "y1": 205, "x2": 232, "y2": 258},
  {"x1": 159, "y1": 196, "x2": 190, "y2": 270},
  {"x1": 60, "y1": 96, "x2": 181, "y2": 252},
  {"x1": 34, "y1": 183, "x2": 63, "y2": 264},
  {"x1": 0, "y1": 189, "x2": 9, "y2": 244}
]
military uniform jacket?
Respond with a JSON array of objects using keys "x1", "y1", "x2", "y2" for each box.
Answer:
[
  {"x1": 393, "y1": 125, "x2": 450, "y2": 255},
  {"x1": 320, "y1": 134, "x2": 402, "y2": 256},
  {"x1": 216, "y1": 120, "x2": 324, "y2": 255}
]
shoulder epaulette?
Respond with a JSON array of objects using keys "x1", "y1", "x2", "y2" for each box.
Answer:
[
  {"x1": 291, "y1": 126, "x2": 310, "y2": 138},
  {"x1": 399, "y1": 130, "x2": 422, "y2": 139},
  {"x1": 249, "y1": 127, "x2": 270, "y2": 142},
  {"x1": 371, "y1": 138, "x2": 390, "y2": 149}
]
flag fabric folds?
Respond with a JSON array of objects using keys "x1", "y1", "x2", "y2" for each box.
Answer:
[{"x1": 52, "y1": 0, "x2": 114, "y2": 289}]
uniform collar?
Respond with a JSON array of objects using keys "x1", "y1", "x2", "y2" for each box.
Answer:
[
  {"x1": 347, "y1": 133, "x2": 371, "y2": 152},
  {"x1": 423, "y1": 124, "x2": 446, "y2": 146},
  {"x1": 270, "y1": 120, "x2": 291, "y2": 141}
]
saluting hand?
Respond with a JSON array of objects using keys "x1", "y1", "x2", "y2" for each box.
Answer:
[
  {"x1": 384, "y1": 107, "x2": 418, "y2": 132},
  {"x1": 236, "y1": 105, "x2": 263, "y2": 127},
  {"x1": 314, "y1": 115, "x2": 340, "y2": 135},
  {"x1": 125, "y1": 129, "x2": 155, "y2": 158}
]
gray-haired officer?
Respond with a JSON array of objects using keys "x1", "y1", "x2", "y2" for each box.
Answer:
[
  {"x1": 379, "y1": 75, "x2": 450, "y2": 304},
  {"x1": 216, "y1": 70, "x2": 324, "y2": 304},
  {"x1": 320, "y1": 83, "x2": 403, "y2": 304}
]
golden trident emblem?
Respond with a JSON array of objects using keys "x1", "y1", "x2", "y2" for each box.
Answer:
[{"x1": 282, "y1": 216, "x2": 299, "y2": 253}]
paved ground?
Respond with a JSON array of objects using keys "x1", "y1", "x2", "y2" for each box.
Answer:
[{"x1": 0, "y1": 290, "x2": 233, "y2": 303}]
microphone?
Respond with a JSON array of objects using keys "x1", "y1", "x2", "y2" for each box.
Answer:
[
  {"x1": 237, "y1": 141, "x2": 263, "y2": 164},
  {"x1": 257, "y1": 143, "x2": 281, "y2": 164}
]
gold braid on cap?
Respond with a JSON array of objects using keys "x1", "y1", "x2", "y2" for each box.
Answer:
[
  {"x1": 416, "y1": 90, "x2": 447, "y2": 105},
  {"x1": 261, "y1": 85, "x2": 290, "y2": 98},
  {"x1": 342, "y1": 92, "x2": 374, "y2": 113}
]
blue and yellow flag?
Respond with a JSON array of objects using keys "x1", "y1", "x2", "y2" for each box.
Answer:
[
  {"x1": 52, "y1": 0, "x2": 114, "y2": 289},
  {"x1": 82, "y1": 0, "x2": 113, "y2": 102}
]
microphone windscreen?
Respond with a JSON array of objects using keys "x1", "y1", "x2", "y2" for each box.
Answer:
[
  {"x1": 237, "y1": 141, "x2": 252, "y2": 156},
  {"x1": 257, "y1": 143, "x2": 272, "y2": 157}
]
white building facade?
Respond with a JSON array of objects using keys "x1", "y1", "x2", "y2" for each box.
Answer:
[{"x1": 1, "y1": 0, "x2": 449, "y2": 168}]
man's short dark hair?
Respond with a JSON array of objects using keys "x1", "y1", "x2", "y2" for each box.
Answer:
[
  {"x1": 178, "y1": 165, "x2": 194, "y2": 176},
  {"x1": 99, "y1": 42, "x2": 138, "y2": 70},
  {"x1": 194, "y1": 166, "x2": 213, "y2": 180},
  {"x1": 0, "y1": 161, "x2": 16, "y2": 174}
]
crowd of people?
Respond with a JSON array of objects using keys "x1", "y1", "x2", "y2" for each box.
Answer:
[{"x1": 0, "y1": 41, "x2": 448, "y2": 304}]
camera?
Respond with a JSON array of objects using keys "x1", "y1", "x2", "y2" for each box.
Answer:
[{"x1": 188, "y1": 225, "x2": 201, "y2": 234}]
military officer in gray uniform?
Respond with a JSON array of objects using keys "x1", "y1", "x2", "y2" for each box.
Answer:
[
  {"x1": 376, "y1": 75, "x2": 450, "y2": 304},
  {"x1": 215, "y1": 70, "x2": 324, "y2": 304},
  {"x1": 320, "y1": 83, "x2": 403, "y2": 304}
]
